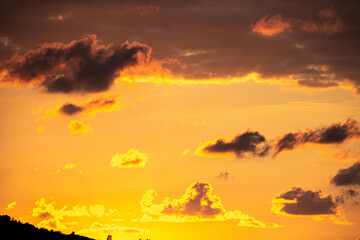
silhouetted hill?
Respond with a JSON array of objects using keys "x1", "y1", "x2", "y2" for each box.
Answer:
[{"x1": 0, "y1": 215, "x2": 94, "y2": 240}]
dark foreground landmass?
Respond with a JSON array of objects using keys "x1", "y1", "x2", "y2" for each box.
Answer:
[{"x1": 0, "y1": 215, "x2": 94, "y2": 240}]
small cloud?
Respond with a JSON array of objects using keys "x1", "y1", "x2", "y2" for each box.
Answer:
[
  {"x1": 54, "y1": 163, "x2": 77, "y2": 175},
  {"x1": 32, "y1": 198, "x2": 90, "y2": 230},
  {"x1": 77, "y1": 222, "x2": 150, "y2": 235},
  {"x1": 179, "y1": 49, "x2": 207, "y2": 57},
  {"x1": 68, "y1": 120, "x2": 93, "y2": 135},
  {"x1": 216, "y1": 172, "x2": 231, "y2": 180},
  {"x1": 251, "y1": 14, "x2": 292, "y2": 36},
  {"x1": 90, "y1": 204, "x2": 105, "y2": 217},
  {"x1": 6, "y1": 201, "x2": 16, "y2": 210},
  {"x1": 110, "y1": 149, "x2": 148, "y2": 168},
  {"x1": 49, "y1": 13, "x2": 71, "y2": 21},
  {"x1": 194, "y1": 120, "x2": 207, "y2": 126},
  {"x1": 272, "y1": 187, "x2": 351, "y2": 224},
  {"x1": 0, "y1": 36, "x2": 21, "y2": 50},
  {"x1": 63, "y1": 163, "x2": 76, "y2": 169},
  {"x1": 252, "y1": 8, "x2": 346, "y2": 37},
  {"x1": 295, "y1": 43, "x2": 305, "y2": 49},
  {"x1": 58, "y1": 95, "x2": 122, "y2": 116},
  {"x1": 331, "y1": 161, "x2": 360, "y2": 186},
  {"x1": 274, "y1": 119, "x2": 360, "y2": 156},
  {"x1": 335, "y1": 189, "x2": 360, "y2": 205},
  {"x1": 36, "y1": 125, "x2": 45, "y2": 133},
  {"x1": 182, "y1": 149, "x2": 190, "y2": 156},
  {"x1": 197, "y1": 131, "x2": 270, "y2": 158},
  {"x1": 0, "y1": 36, "x2": 11, "y2": 46}
]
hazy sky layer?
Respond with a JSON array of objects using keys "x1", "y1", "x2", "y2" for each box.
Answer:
[{"x1": 1, "y1": 1, "x2": 360, "y2": 240}]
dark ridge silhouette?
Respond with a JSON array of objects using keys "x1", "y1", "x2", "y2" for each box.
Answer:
[{"x1": 0, "y1": 215, "x2": 94, "y2": 240}]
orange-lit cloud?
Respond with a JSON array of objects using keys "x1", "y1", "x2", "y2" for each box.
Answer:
[
  {"x1": 251, "y1": 14, "x2": 292, "y2": 36},
  {"x1": 135, "y1": 181, "x2": 280, "y2": 228},
  {"x1": 49, "y1": 12, "x2": 71, "y2": 21},
  {"x1": 117, "y1": 57, "x2": 183, "y2": 85},
  {"x1": 6, "y1": 201, "x2": 17, "y2": 210},
  {"x1": 110, "y1": 149, "x2": 148, "y2": 168},
  {"x1": 77, "y1": 222, "x2": 150, "y2": 235},
  {"x1": 300, "y1": 8, "x2": 345, "y2": 34},
  {"x1": 252, "y1": 8, "x2": 345, "y2": 36},
  {"x1": 68, "y1": 120, "x2": 93, "y2": 135}
]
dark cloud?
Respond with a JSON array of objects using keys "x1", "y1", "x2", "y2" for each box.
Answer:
[
  {"x1": 198, "y1": 119, "x2": 360, "y2": 158},
  {"x1": 58, "y1": 96, "x2": 117, "y2": 116},
  {"x1": 335, "y1": 189, "x2": 360, "y2": 204},
  {"x1": 274, "y1": 187, "x2": 338, "y2": 215},
  {"x1": 201, "y1": 131, "x2": 270, "y2": 158},
  {"x1": 59, "y1": 103, "x2": 83, "y2": 115},
  {"x1": 274, "y1": 119, "x2": 360, "y2": 156},
  {"x1": 331, "y1": 161, "x2": 360, "y2": 186},
  {"x1": 0, "y1": 34, "x2": 151, "y2": 93}
]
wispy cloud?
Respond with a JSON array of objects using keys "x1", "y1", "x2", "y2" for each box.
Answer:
[{"x1": 110, "y1": 149, "x2": 148, "y2": 168}]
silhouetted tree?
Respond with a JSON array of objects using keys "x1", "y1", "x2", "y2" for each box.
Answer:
[{"x1": 0, "y1": 215, "x2": 94, "y2": 240}]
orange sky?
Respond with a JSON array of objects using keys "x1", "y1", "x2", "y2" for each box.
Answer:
[{"x1": 1, "y1": 1, "x2": 360, "y2": 240}]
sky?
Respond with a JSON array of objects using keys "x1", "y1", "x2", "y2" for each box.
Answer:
[{"x1": 1, "y1": 0, "x2": 360, "y2": 240}]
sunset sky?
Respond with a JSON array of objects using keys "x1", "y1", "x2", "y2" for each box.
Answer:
[{"x1": 1, "y1": 1, "x2": 360, "y2": 240}]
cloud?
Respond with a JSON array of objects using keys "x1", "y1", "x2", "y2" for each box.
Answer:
[
  {"x1": 273, "y1": 119, "x2": 360, "y2": 156},
  {"x1": 32, "y1": 198, "x2": 118, "y2": 230},
  {"x1": 36, "y1": 125, "x2": 45, "y2": 133},
  {"x1": 331, "y1": 161, "x2": 360, "y2": 186},
  {"x1": 272, "y1": 187, "x2": 338, "y2": 215},
  {"x1": 32, "y1": 198, "x2": 90, "y2": 230},
  {"x1": 0, "y1": 34, "x2": 151, "y2": 93},
  {"x1": 197, "y1": 119, "x2": 360, "y2": 159},
  {"x1": 252, "y1": 8, "x2": 345, "y2": 37},
  {"x1": 68, "y1": 120, "x2": 93, "y2": 135},
  {"x1": 197, "y1": 131, "x2": 270, "y2": 158},
  {"x1": 6, "y1": 201, "x2": 16, "y2": 210},
  {"x1": 335, "y1": 189, "x2": 360, "y2": 204},
  {"x1": 110, "y1": 149, "x2": 148, "y2": 168},
  {"x1": 272, "y1": 187, "x2": 352, "y2": 224},
  {"x1": 77, "y1": 222, "x2": 150, "y2": 235},
  {"x1": 59, "y1": 95, "x2": 120, "y2": 116},
  {"x1": 89, "y1": 204, "x2": 105, "y2": 217},
  {"x1": 55, "y1": 163, "x2": 77, "y2": 174},
  {"x1": 216, "y1": 172, "x2": 231, "y2": 180},
  {"x1": 136, "y1": 181, "x2": 280, "y2": 228},
  {"x1": 251, "y1": 15, "x2": 292, "y2": 36}
]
